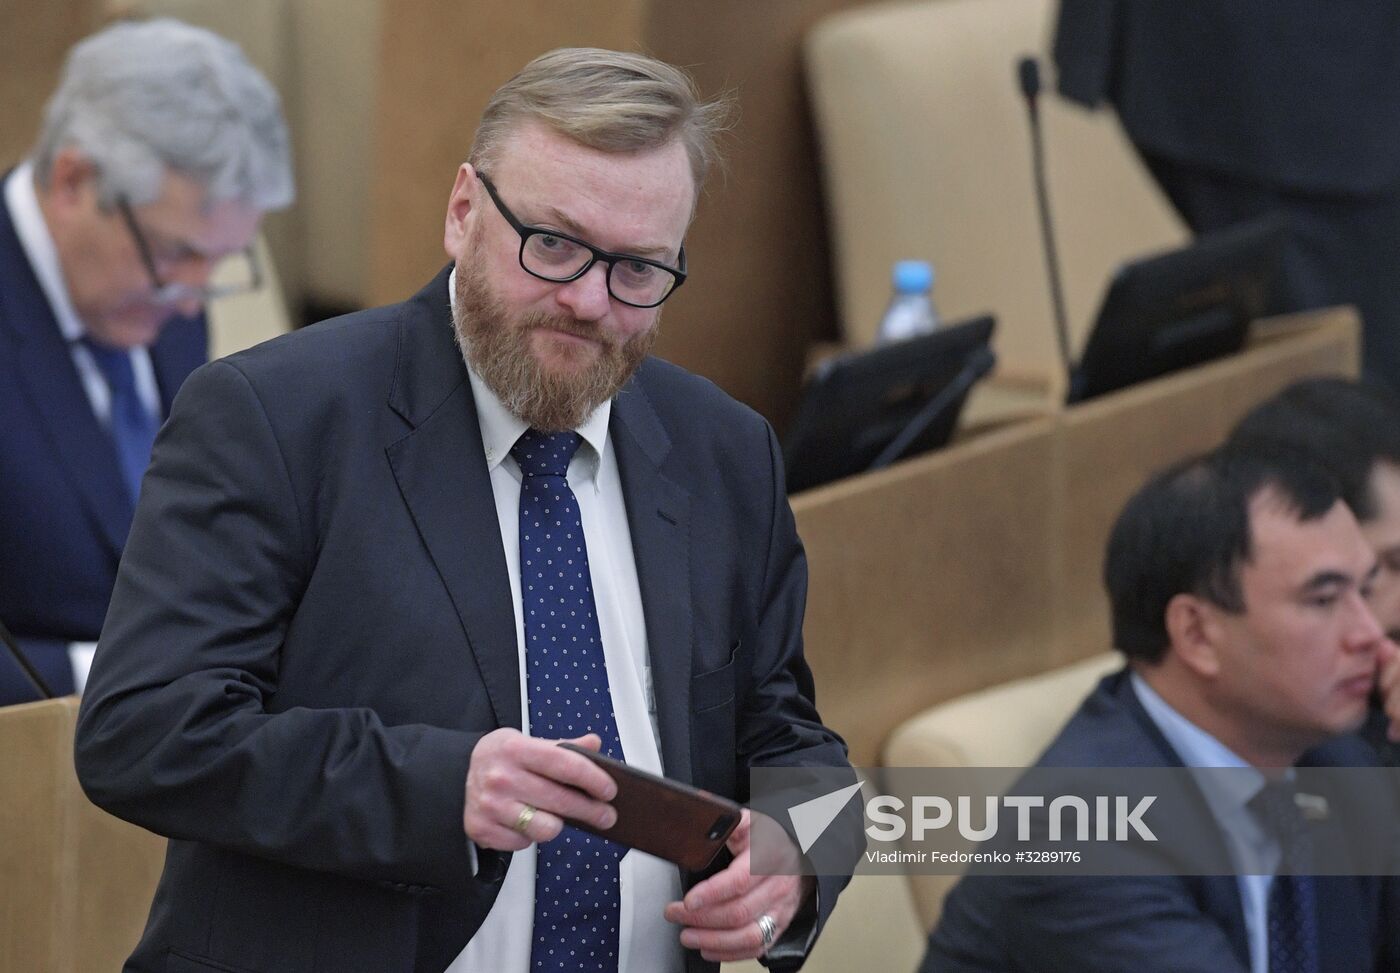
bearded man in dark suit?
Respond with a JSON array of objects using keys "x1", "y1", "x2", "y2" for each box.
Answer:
[{"x1": 76, "y1": 47, "x2": 850, "y2": 973}]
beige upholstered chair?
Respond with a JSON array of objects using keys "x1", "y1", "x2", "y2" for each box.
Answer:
[
  {"x1": 207, "y1": 233, "x2": 294, "y2": 358},
  {"x1": 805, "y1": 0, "x2": 1186, "y2": 393},
  {"x1": 882, "y1": 651, "x2": 1122, "y2": 931}
]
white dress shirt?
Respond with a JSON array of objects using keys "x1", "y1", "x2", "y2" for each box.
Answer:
[
  {"x1": 1130, "y1": 673, "x2": 1280, "y2": 973},
  {"x1": 448, "y1": 270, "x2": 685, "y2": 973},
  {"x1": 3, "y1": 161, "x2": 161, "y2": 693},
  {"x1": 4, "y1": 162, "x2": 161, "y2": 423}
]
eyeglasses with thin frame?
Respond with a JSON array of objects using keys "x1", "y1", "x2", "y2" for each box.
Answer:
[
  {"x1": 475, "y1": 171, "x2": 686, "y2": 309},
  {"x1": 116, "y1": 196, "x2": 263, "y2": 304}
]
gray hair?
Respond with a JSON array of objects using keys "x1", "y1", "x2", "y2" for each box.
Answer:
[
  {"x1": 32, "y1": 18, "x2": 294, "y2": 211},
  {"x1": 469, "y1": 48, "x2": 732, "y2": 194}
]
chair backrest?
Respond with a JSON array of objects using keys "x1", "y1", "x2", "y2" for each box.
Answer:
[
  {"x1": 208, "y1": 232, "x2": 294, "y2": 359},
  {"x1": 881, "y1": 651, "x2": 1122, "y2": 931},
  {"x1": 804, "y1": 0, "x2": 1186, "y2": 376}
]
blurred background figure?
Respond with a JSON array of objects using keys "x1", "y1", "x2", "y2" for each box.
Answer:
[
  {"x1": 0, "y1": 17, "x2": 294, "y2": 705},
  {"x1": 1229, "y1": 377, "x2": 1400, "y2": 766},
  {"x1": 1055, "y1": 0, "x2": 1400, "y2": 391}
]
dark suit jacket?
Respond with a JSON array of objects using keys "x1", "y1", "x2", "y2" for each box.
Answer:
[
  {"x1": 0, "y1": 188, "x2": 205, "y2": 705},
  {"x1": 74, "y1": 267, "x2": 851, "y2": 973},
  {"x1": 922, "y1": 669, "x2": 1400, "y2": 972},
  {"x1": 1053, "y1": 1, "x2": 1400, "y2": 195}
]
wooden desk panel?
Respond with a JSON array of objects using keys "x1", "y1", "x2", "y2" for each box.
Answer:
[
  {"x1": 794, "y1": 418, "x2": 1058, "y2": 767},
  {"x1": 793, "y1": 308, "x2": 1359, "y2": 767}
]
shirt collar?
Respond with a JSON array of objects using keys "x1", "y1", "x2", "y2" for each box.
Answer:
[
  {"x1": 449, "y1": 267, "x2": 611, "y2": 480},
  {"x1": 1130, "y1": 670, "x2": 1268, "y2": 816},
  {"x1": 5, "y1": 160, "x2": 87, "y2": 343}
]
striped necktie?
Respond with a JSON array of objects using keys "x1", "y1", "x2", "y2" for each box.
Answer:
[{"x1": 81, "y1": 337, "x2": 158, "y2": 507}]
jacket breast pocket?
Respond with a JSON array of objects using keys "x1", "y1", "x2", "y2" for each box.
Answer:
[
  {"x1": 691, "y1": 640, "x2": 740, "y2": 714},
  {"x1": 690, "y1": 640, "x2": 741, "y2": 797},
  {"x1": 167, "y1": 948, "x2": 260, "y2": 972}
]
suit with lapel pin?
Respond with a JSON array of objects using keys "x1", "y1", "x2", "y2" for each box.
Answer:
[
  {"x1": 75, "y1": 266, "x2": 850, "y2": 973},
  {"x1": 923, "y1": 670, "x2": 1400, "y2": 972}
]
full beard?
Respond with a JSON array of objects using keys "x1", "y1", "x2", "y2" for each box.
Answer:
[{"x1": 452, "y1": 258, "x2": 656, "y2": 432}]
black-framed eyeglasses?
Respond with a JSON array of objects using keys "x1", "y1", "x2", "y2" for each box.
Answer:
[
  {"x1": 476, "y1": 171, "x2": 686, "y2": 309},
  {"x1": 116, "y1": 196, "x2": 263, "y2": 304}
]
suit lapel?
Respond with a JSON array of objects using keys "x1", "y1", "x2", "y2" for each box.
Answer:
[
  {"x1": 385, "y1": 268, "x2": 521, "y2": 731},
  {"x1": 611, "y1": 372, "x2": 695, "y2": 784},
  {"x1": 383, "y1": 304, "x2": 698, "y2": 758},
  {"x1": 0, "y1": 194, "x2": 132, "y2": 556},
  {"x1": 1112, "y1": 674, "x2": 1252, "y2": 967},
  {"x1": 1301, "y1": 743, "x2": 1389, "y2": 972}
]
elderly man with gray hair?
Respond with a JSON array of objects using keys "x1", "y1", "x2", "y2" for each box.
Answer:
[{"x1": 0, "y1": 18, "x2": 294, "y2": 705}]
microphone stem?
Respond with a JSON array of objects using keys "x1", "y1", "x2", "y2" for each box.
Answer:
[{"x1": 1026, "y1": 99, "x2": 1074, "y2": 375}]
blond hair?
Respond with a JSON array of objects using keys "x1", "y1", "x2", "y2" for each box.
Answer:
[{"x1": 468, "y1": 48, "x2": 731, "y2": 191}]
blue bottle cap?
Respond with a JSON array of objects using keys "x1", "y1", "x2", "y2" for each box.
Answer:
[{"x1": 892, "y1": 260, "x2": 934, "y2": 293}]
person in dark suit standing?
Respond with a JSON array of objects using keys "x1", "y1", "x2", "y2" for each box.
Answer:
[
  {"x1": 923, "y1": 447, "x2": 1400, "y2": 971},
  {"x1": 1054, "y1": 1, "x2": 1400, "y2": 389},
  {"x1": 75, "y1": 48, "x2": 851, "y2": 973},
  {"x1": 0, "y1": 18, "x2": 294, "y2": 705}
]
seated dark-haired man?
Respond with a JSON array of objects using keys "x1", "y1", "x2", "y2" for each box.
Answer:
[
  {"x1": 1230, "y1": 376, "x2": 1400, "y2": 765},
  {"x1": 922, "y1": 446, "x2": 1400, "y2": 972}
]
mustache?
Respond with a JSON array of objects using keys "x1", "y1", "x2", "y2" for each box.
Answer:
[{"x1": 525, "y1": 315, "x2": 605, "y2": 343}]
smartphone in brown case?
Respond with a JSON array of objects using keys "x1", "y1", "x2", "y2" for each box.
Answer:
[{"x1": 558, "y1": 743, "x2": 742, "y2": 871}]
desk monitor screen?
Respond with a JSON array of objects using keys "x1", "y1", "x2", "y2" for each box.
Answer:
[
  {"x1": 783, "y1": 315, "x2": 996, "y2": 494},
  {"x1": 1068, "y1": 217, "x2": 1286, "y2": 404}
]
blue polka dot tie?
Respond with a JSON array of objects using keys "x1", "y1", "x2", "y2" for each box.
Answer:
[
  {"x1": 512, "y1": 429, "x2": 626, "y2": 973},
  {"x1": 81, "y1": 336, "x2": 158, "y2": 508},
  {"x1": 1249, "y1": 782, "x2": 1319, "y2": 973}
]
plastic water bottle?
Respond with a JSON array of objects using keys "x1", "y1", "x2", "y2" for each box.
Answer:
[{"x1": 877, "y1": 260, "x2": 941, "y2": 342}]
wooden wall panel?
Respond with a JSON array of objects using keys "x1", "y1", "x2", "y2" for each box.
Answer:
[
  {"x1": 0, "y1": 1, "x2": 106, "y2": 169},
  {"x1": 368, "y1": 1, "x2": 646, "y2": 310},
  {"x1": 640, "y1": 0, "x2": 885, "y2": 430}
]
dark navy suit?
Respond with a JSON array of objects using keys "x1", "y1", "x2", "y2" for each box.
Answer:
[
  {"x1": 1054, "y1": 1, "x2": 1400, "y2": 388},
  {"x1": 0, "y1": 191, "x2": 205, "y2": 705},
  {"x1": 74, "y1": 267, "x2": 851, "y2": 972},
  {"x1": 922, "y1": 670, "x2": 1400, "y2": 972}
]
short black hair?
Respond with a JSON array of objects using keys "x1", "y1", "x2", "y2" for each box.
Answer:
[
  {"x1": 1229, "y1": 377, "x2": 1400, "y2": 522},
  {"x1": 1104, "y1": 445, "x2": 1340, "y2": 663}
]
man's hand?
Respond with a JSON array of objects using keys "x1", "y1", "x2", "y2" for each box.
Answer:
[
  {"x1": 463, "y1": 729, "x2": 618, "y2": 851},
  {"x1": 1378, "y1": 639, "x2": 1400, "y2": 742},
  {"x1": 663, "y1": 809, "x2": 816, "y2": 963}
]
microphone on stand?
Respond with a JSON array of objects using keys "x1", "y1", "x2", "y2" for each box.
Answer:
[
  {"x1": 0, "y1": 615, "x2": 57, "y2": 701},
  {"x1": 1017, "y1": 55, "x2": 1074, "y2": 381}
]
